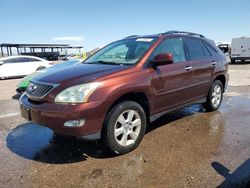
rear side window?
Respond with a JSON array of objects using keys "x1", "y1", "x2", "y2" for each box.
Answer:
[
  {"x1": 151, "y1": 38, "x2": 186, "y2": 63},
  {"x1": 202, "y1": 43, "x2": 212, "y2": 57},
  {"x1": 28, "y1": 58, "x2": 41, "y2": 62},
  {"x1": 184, "y1": 38, "x2": 208, "y2": 60},
  {"x1": 202, "y1": 42, "x2": 218, "y2": 56}
]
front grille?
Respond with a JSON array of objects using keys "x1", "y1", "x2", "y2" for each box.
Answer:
[{"x1": 26, "y1": 81, "x2": 55, "y2": 99}]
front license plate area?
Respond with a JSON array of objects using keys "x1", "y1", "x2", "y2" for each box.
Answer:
[{"x1": 21, "y1": 104, "x2": 31, "y2": 121}]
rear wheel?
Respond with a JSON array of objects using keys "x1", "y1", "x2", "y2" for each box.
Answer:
[
  {"x1": 203, "y1": 80, "x2": 223, "y2": 112},
  {"x1": 103, "y1": 101, "x2": 147, "y2": 154}
]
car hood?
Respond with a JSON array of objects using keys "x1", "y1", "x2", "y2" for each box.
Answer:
[{"x1": 33, "y1": 63, "x2": 129, "y2": 84}]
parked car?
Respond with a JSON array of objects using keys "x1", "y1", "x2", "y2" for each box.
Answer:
[
  {"x1": 16, "y1": 59, "x2": 80, "y2": 93},
  {"x1": 20, "y1": 31, "x2": 229, "y2": 154},
  {"x1": 217, "y1": 42, "x2": 231, "y2": 63},
  {"x1": 0, "y1": 55, "x2": 52, "y2": 79},
  {"x1": 231, "y1": 37, "x2": 250, "y2": 63}
]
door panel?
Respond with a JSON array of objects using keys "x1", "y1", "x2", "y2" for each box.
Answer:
[
  {"x1": 21, "y1": 61, "x2": 40, "y2": 75},
  {"x1": 147, "y1": 37, "x2": 194, "y2": 113},
  {"x1": 150, "y1": 62, "x2": 193, "y2": 114},
  {"x1": 183, "y1": 37, "x2": 216, "y2": 99},
  {"x1": 3, "y1": 63, "x2": 24, "y2": 77},
  {"x1": 187, "y1": 58, "x2": 215, "y2": 99}
]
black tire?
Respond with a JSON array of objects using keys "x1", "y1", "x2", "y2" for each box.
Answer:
[
  {"x1": 230, "y1": 59, "x2": 235, "y2": 64},
  {"x1": 36, "y1": 66, "x2": 46, "y2": 71},
  {"x1": 102, "y1": 101, "x2": 147, "y2": 155},
  {"x1": 203, "y1": 80, "x2": 223, "y2": 112}
]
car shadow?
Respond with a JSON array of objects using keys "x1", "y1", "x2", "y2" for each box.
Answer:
[
  {"x1": 6, "y1": 123, "x2": 116, "y2": 164},
  {"x1": 212, "y1": 159, "x2": 250, "y2": 188},
  {"x1": 147, "y1": 104, "x2": 204, "y2": 133},
  {"x1": 6, "y1": 104, "x2": 204, "y2": 164}
]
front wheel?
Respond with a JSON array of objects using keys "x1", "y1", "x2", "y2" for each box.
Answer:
[
  {"x1": 103, "y1": 101, "x2": 147, "y2": 155},
  {"x1": 203, "y1": 80, "x2": 223, "y2": 112}
]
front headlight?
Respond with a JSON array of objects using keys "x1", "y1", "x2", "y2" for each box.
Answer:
[{"x1": 55, "y1": 82, "x2": 101, "y2": 104}]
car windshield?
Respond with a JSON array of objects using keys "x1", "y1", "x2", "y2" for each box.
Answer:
[{"x1": 84, "y1": 37, "x2": 157, "y2": 65}]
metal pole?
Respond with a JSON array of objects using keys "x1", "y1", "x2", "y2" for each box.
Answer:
[
  {"x1": 17, "y1": 47, "x2": 19, "y2": 55},
  {"x1": 7, "y1": 47, "x2": 9, "y2": 56},
  {"x1": 0, "y1": 46, "x2": 3, "y2": 57}
]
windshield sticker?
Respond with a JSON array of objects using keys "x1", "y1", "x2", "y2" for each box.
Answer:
[{"x1": 136, "y1": 38, "x2": 153, "y2": 42}]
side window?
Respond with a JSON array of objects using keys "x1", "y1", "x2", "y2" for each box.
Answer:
[
  {"x1": 29, "y1": 58, "x2": 41, "y2": 62},
  {"x1": 15, "y1": 57, "x2": 39, "y2": 62},
  {"x1": 203, "y1": 42, "x2": 218, "y2": 56},
  {"x1": 201, "y1": 42, "x2": 212, "y2": 57},
  {"x1": 184, "y1": 38, "x2": 206, "y2": 60},
  {"x1": 14, "y1": 57, "x2": 29, "y2": 63},
  {"x1": 151, "y1": 38, "x2": 186, "y2": 63},
  {"x1": 3, "y1": 58, "x2": 18, "y2": 63}
]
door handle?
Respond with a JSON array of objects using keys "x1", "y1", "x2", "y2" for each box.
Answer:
[
  {"x1": 211, "y1": 61, "x2": 217, "y2": 66},
  {"x1": 185, "y1": 66, "x2": 193, "y2": 71}
]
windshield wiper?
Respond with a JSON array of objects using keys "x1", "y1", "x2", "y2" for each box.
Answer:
[
  {"x1": 85, "y1": 61, "x2": 131, "y2": 66},
  {"x1": 96, "y1": 61, "x2": 120, "y2": 65}
]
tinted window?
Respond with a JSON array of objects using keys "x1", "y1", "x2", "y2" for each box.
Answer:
[
  {"x1": 14, "y1": 57, "x2": 30, "y2": 63},
  {"x1": 184, "y1": 38, "x2": 206, "y2": 60},
  {"x1": 151, "y1": 38, "x2": 186, "y2": 63},
  {"x1": 202, "y1": 43, "x2": 212, "y2": 57},
  {"x1": 85, "y1": 38, "x2": 157, "y2": 65},
  {"x1": 29, "y1": 58, "x2": 41, "y2": 62},
  {"x1": 203, "y1": 42, "x2": 218, "y2": 56},
  {"x1": 3, "y1": 58, "x2": 17, "y2": 63}
]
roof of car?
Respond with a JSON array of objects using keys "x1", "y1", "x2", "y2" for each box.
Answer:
[
  {"x1": 125, "y1": 31, "x2": 207, "y2": 40},
  {"x1": 0, "y1": 55, "x2": 47, "y2": 61}
]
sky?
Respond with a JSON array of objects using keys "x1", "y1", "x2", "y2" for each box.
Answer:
[{"x1": 0, "y1": 0, "x2": 249, "y2": 51}]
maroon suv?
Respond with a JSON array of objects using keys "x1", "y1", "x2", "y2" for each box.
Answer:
[{"x1": 20, "y1": 31, "x2": 229, "y2": 154}]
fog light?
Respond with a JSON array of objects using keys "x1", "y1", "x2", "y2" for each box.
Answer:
[{"x1": 64, "y1": 119, "x2": 85, "y2": 127}]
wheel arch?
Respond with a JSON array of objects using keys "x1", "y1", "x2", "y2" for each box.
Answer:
[
  {"x1": 214, "y1": 74, "x2": 226, "y2": 92},
  {"x1": 107, "y1": 92, "x2": 150, "y2": 120},
  {"x1": 101, "y1": 91, "x2": 151, "y2": 138}
]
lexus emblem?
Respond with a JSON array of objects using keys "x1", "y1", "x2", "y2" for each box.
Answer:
[{"x1": 28, "y1": 83, "x2": 37, "y2": 93}]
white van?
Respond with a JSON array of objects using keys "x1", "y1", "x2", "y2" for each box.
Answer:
[{"x1": 231, "y1": 37, "x2": 250, "y2": 63}]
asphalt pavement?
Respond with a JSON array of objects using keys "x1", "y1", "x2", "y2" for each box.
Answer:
[{"x1": 0, "y1": 64, "x2": 250, "y2": 188}]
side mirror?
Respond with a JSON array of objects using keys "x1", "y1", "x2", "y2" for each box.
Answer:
[{"x1": 152, "y1": 53, "x2": 173, "y2": 66}]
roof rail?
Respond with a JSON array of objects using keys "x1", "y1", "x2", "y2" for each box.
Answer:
[
  {"x1": 125, "y1": 35, "x2": 138, "y2": 38},
  {"x1": 164, "y1": 31, "x2": 205, "y2": 38}
]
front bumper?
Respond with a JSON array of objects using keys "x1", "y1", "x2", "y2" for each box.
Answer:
[
  {"x1": 231, "y1": 57, "x2": 250, "y2": 61},
  {"x1": 19, "y1": 94, "x2": 108, "y2": 140}
]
